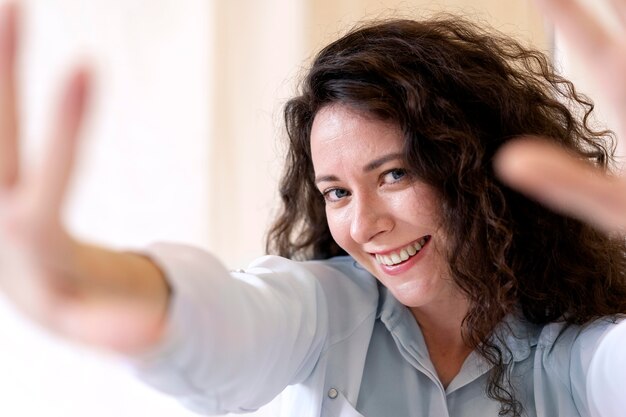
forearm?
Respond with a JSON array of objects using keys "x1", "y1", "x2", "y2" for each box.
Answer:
[
  {"x1": 46, "y1": 239, "x2": 173, "y2": 354},
  {"x1": 70, "y1": 241, "x2": 171, "y2": 306},
  {"x1": 131, "y1": 244, "x2": 329, "y2": 414}
]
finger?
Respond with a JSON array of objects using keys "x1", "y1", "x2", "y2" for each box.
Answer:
[
  {"x1": 30, "y1": 68, "x2": 91, "y2": 218},
  {"x1": 0, "y1": 2, "x2": 19, "y2": 188},
  {"x1": 534, "y1": 0, "x2": 613, "y2": 60},
  {"x1": 608, "y1": 0, "x2": 626, "y2": 27},
  {"x1": 495, "y1": 138, "x2": 626, "y2": 235}
]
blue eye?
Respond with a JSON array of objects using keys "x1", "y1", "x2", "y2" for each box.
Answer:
[
  {"x1": 384, "y1": 168, "x2": 406, "y2": 183},
  {"x1": 323, "y1": 188, "x2": 350, "y2": 202}
]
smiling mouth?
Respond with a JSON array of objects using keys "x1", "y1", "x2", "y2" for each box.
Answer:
[{"x1": 374, "y1": 236, "x2": 431, "y2": 266}]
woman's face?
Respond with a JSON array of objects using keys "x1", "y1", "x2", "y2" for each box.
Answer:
[{"x1": 311, "y1": 104, "x2": 457, "y2": 309}]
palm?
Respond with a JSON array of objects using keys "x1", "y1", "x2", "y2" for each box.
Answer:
[
  {"x1": 539, "y1": 0, "x2": 626, "y2": 138},
  {"x1": 496, "y1": 0, "x2": 626, "y2": 234}
]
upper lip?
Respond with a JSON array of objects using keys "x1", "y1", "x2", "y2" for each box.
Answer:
[{"x1": 368, "y1": 235, "x2": 429, "y2": 256}]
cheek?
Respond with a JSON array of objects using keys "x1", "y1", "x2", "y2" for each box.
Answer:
[
  {"x1": 326, "y1": 209, "x2": 352, "y2": 249},
  {"x1": 398, "y1": 186, "x2": 444, "y2": 227}
]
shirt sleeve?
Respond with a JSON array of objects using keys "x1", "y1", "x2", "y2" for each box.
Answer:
[
  {"x1": 586, "y1": 319, "x2": 626, "y2": 417},
  {"x1": 127, "y1": 243, "x2": 329, "y2": 415}
]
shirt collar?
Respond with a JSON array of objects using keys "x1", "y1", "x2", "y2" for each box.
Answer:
[
  {"x1": 490, "y1": 309, "x2": 542, "y2": 363},
  {"x1": 375, "y1": 283, "x2": 541, "y2": 364}
]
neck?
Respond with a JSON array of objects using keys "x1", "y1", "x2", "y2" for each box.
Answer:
[
  {"x1": 410, "y1": 292, "x2": 472, "y2": 388},
  {"x1": 410, "y1": 288, "x2": 469, "y2": 343}
]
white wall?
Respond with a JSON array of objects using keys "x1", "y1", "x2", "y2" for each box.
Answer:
[{"x1": 20, "y1": 0, "x2": 213, "y2": 250}]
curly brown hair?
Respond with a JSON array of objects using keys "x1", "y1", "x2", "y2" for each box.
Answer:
[{"x1": 266, "y1": 16, "x2": 626, "y2": 416}]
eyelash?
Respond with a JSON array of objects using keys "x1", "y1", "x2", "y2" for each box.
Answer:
[
  {"x1": 322, "y1": 188, "x2": 350, "y2": 203},
  {"x1": 321, "y1": 168, "x2": 408, "y2": 203},
  {"x1": 383, "y1": 168, "x2": 407, "y2": 183}
]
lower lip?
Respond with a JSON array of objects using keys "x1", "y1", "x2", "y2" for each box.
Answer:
[{"x1": 375, "y1": 238, "x2": 431, "y2": 276}]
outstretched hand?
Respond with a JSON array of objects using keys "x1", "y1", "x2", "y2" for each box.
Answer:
[
  {"x1": 495, "y1": 3, "x2": 626, "y2": 416},
  {"x1": 0, "y1": 3, "x2": 169, "y2": 354},
  {"x1": 495, "y1": 0, "x2": 626, "y2": 235},
  {"x1": 0, "y1": 2, "x2": 89, "y2": 319}
]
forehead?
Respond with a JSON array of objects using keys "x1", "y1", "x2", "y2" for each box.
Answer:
[{"x1": 310, "y1": 105, "x2": 404, "y2": 171}]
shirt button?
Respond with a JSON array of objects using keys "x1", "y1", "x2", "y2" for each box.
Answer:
[{"x1": 327, "y1": 388, "x2": 338, "y2": 399}]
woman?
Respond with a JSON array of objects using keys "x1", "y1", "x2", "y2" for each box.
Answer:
[
  {"x1": 263, "y1": 15, "x2": 626, "y2": 417},
  {"x1": 0, "y1": 2, "x2": 625, "y2": 417}
]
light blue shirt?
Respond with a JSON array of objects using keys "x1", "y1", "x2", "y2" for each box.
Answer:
[
  {"x1": 356, "y1": 285, "x2": 552, "y2": 417},
  {"x1": 133, "y1": 244, "x2": 626, "y2": 417}
]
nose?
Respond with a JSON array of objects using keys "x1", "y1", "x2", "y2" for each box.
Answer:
[{"x1": 350, "y1": 194, "x2": 393, "y2": 244}]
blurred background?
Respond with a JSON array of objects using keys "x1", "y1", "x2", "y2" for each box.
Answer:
[{"x1": 0, "y1": 0, "x2": 613, "y2": 416}]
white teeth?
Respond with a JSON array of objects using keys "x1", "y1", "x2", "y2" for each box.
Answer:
[{"x1": 375, "y1": 237, "x2": 429, "y2": 266}]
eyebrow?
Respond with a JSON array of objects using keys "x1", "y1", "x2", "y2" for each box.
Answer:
[
  {"x1": 314, "y1": 152, "x2": 403, "y2": 184},
  {"x1": 363, "y1": 152, "x2": 403, "y2": 172}
]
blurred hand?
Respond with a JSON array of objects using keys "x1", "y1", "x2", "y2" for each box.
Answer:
[
  {"x1": 496, "y1": 0, "x2": 626, "y2": 235},
  {"x1": 0, "y1": 2, "x2": 89, "y2": 323},
  {"x1": 0, "y1": 3, "x2": 168, "y2": 354}
]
